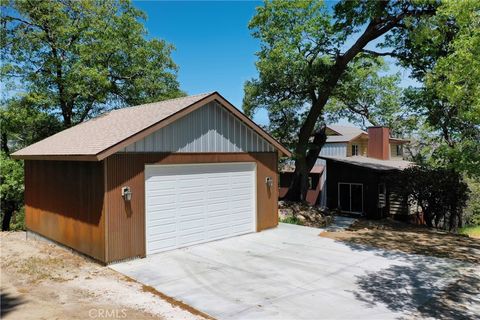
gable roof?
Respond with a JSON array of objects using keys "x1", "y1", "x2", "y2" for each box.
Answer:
[
  {"x1": 326, "y1": 125, "x2": 367, "y2": 143},
  {"x1": 12, "y1": 92, "x2": 291, "y2": 161}
]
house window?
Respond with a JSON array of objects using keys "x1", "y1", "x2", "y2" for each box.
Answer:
[
  {"x1": 351, "y1": 144, "x2": 359, "y2": 156},
  {"x1": 396, "y1": 144, "x2": 402, "y2": 156}
]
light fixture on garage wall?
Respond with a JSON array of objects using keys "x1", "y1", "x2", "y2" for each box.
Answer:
[
  {"x1": 121, "y1": 186, "x2": 132, "y2": 201},
  {"x1": 265, "y1": 177, "x2": 273, "y2": 188}
]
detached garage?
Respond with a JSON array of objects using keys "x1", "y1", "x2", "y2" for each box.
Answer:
[{"x1": 12, "y1": 92, "x2": 290, "y2": 264}]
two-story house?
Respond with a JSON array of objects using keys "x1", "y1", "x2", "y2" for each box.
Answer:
[
  {"x1": 319, "y1": 125, "x2": 412, "y2": 218},
  {"x1": 280, "y1": 125, "x2": 412, "y2": 219},
  {"x1": 320, "y1": 125, "x2": 407, "y2": 159}
]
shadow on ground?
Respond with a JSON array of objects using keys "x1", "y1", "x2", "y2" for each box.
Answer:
[
  {"x1": 321, "y1": 219, "x2": 480, "y2": 264},
  {"x1": 352, "y1": 260, "x2": 479, "y2": 319},
  {"x1": 1, "y1": 290, "x2": 25, "y2": 317},
  {"x1": 321, "y1": 219, "x2": 480, "y2": 319}
]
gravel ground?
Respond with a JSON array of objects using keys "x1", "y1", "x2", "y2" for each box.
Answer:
[{"x1": 0, "y1": 232, "x2": 208, "y2": 320}]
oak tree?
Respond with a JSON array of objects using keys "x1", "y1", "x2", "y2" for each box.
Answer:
[
  {"x1": 1, "y1": 0, "x2": 183, "y2": 128},
  {"x1": 244, "y1": 0, "x2": 437, "y2": 200}
]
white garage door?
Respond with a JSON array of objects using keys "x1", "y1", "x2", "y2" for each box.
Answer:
[{"x1": 145, "y1": 163, "x2": 256, "y2": 255}]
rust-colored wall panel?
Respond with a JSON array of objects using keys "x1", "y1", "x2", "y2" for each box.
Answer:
[
  {"x1": 24, "y1": 160, "x2": 105, "y2": 261},
  {"x1": 105, "y1": 152, "x2": 278, "y2": 262},
  {"x1": 367, "y1": 127, "x2": 390, "y2": 160}
]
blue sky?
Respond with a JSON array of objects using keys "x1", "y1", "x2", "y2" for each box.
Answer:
[
  {"x1": 134, "y1": 1, "x2": 266, "y2": 122},
  {"x1": 134, "y1": 1, "x2": 416, "y2": 126}
]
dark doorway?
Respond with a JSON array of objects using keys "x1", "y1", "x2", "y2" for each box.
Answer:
[{"x1": 338, "y1": 183, "x2": 363, "y2": 213}]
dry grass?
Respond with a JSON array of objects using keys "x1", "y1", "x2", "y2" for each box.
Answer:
[
  {"x1": 15, "y1": 257, "x2": 68, "y2": 283},
  {"x1": 320, "y1": 218, "x2": 480, "y2": 264},
  {"x1": 0, "y1": 232, "x2": 206, "y2": 320}
]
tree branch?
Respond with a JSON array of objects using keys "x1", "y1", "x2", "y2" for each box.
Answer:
[{"x1": 361, "y1": 49, "x2": 401, "y2": 58}]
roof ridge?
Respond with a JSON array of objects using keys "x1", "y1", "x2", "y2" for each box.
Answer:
[
  {"x1": 108, "y1": 92, "x2": 216, "y2": 114},
  {"x1": 128, "y1": 92, "x2": 214, "y2": 109}
]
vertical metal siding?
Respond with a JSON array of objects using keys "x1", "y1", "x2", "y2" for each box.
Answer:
[
  {"x1": 119, "y1": 101, "x2": 274, "y2": 153},
  {"x1": 24, "y1": 160, "x2": 106, "y2": 262},
  {"x1": 319, "y1": 143, "x2": 347, "y2": 157}
]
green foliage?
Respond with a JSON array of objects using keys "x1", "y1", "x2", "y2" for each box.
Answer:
[
  {"x1": 1, "y1": 98, "x2": 62, "y2": 153},
  {"x1": 0, "y1": 152, "x2": 24, "y2": 230},
  {"x1": 325, "y1": 58, "x2": 408, "y2": 134},
  {"x1": 391, "y1": 166, "x2": 470, "y2": 232},
  {"x1": 10, "y1": 207, "x2": 25, "y2": 231},
  {"x1": 387, "y1": 0, "x2": 480, "y2": 177},
  {"x1": 1, "y1": 0, "x2": 183, "y2": 127},
  {"x1": 243, "y1": 0, "x2": 333, "y2": 149},
  {"x1": 279, "y1": 215, "x2": 303, "y2": 226},
  {"x1": 464, "y1": 177, "x2": 480, "y2": 226},
  {"x1": 458, "y1": 226, "x2": 480, "y2": 238}
]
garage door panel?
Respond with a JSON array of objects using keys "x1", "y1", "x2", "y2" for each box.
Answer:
[
  {"x1": 148, "y1": 238, "x2": 176, "y2": 252},
  {"x1": 148, "y1": 195, "x2": 176, "y2": 206},
  {"x1": 146, "y1": 163, "x2": 256, "y2": 255},
  {"x1": 148, "y1": 202, "x2": 177, "y2": 212},
  {"x1": 207, "y1": 228, "x2": 233, "y2": 239},
  {"x1": 208, "y1": 214, "x2": 231, "y2": 225},
  {"x1": 178, "y1": 192, "x2": 204, "y2": 204},
  {"x1": 177, "y1": 179, "x2": 205, "y2": 189},
  {"x1": 178, "y1": 232, "x2": 205, "y2": 245},
  {"x1": 206, "y1": 190, "x2": 227, "y2": 200},
  {"x1": 177, "y1": 211, "x2": 205, "y2": 223},
  {"x1": 178, "y1": 218, "x2": 204, "y2": 230},
  {"x1": 148, "y1": 230, "x2": 177, "y2": 242},
  {"x1": 148, "y1": 222, "x2": 176, "y2": 235},
  {"x1": 146, "y1": 188, "x2": 176, "y2": 196}
]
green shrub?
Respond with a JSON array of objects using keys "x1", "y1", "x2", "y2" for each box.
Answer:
[
  {"x1": 10, "y1": 206, "x2": 25, "y2": 231},
  {"x1": 280, "y1": 215, "x2": 303, "y2": 225},
  {"x1": 0, "y1": 153, "x2": 24, "y2": 231},
  {"x1": 464, "y1": 177, "x2": 480, "y2": 226},
  {"x1": 390, "y1": 166, "x2": 469, "y2": 231}
]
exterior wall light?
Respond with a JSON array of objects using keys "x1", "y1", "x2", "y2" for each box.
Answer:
[
  {"x1": 265, "y1": 177, "x2": 273, "y2": 188},
  {"x1": 121, "y1": 186, "x2": 132, "y2": 201}
]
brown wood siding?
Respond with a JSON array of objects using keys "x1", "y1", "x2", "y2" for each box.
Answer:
[
  {"x1": 24, "y1": 160, "x2": 105, "y2": 261},
  {"x1": 347, "y1": 137, "x2": 368, "y2": 157},
  {"x1": 104, "y1": 152, "x2": 278, "y2": 263}
]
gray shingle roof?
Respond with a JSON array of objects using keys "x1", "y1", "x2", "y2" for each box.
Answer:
[
  {"x1": 13, "y1": 93, "x2": 214, "y2": 159},
  {"x1": 326, "y1": 125, "x2": 367, "y2": 143}
]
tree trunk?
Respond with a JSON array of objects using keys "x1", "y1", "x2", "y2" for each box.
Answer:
[
  {"x1": 284, "y1": 126, "x2": 327, "y2": 201},
  {"x1": 1, "y1": 203, "x2": 14, "y2": 231},
  {"x1": 1, "y1": 132, "x2": 9, "y2": 155}
]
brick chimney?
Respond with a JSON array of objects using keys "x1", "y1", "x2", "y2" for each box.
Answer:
[{"x1": 367, "y1": 126, "x2": 390, "y2": 160}]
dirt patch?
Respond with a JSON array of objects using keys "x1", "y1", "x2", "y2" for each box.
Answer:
[
  {"x1": 320, "y1": 218, "x2": 480, "y2": 264},
  {"x1": 140, "y1": 283, "x2": 215, "y2": 320},
  {"x1": 1, "y1": 232, "x2": 208, "y2": 320}
]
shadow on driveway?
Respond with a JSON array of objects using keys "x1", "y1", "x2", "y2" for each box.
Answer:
[
  {"x1": 328, "y1": 226, "x2": 480, "y2": 320},
  {"x1": 1, "y1": 290, "x2": 25, "y2": 318}
]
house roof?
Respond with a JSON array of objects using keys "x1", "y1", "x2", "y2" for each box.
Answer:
[
  {"x1": 326, "y1": 125, "x2": 367, "y2": 143},
  {"x1": 320, "y1": 155, "x2": 413, "y2": 171},
  {"x1": 279, "y1": 164, "x2": 324, "y2": 174},
  {"x1": 12, "y1": 92, "x2": 291, "y2": 161}
]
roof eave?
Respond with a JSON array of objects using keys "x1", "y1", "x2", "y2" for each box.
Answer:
[{"x1": 11, "y1": 154, "x2": 99, "y2": 161}]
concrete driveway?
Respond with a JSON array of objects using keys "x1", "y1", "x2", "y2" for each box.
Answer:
[{"x1": 111, "y1": 223, "x2": 477, "y2": 319}]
